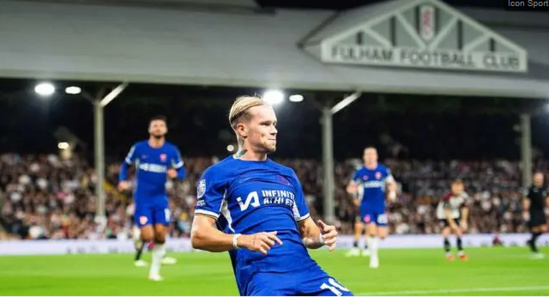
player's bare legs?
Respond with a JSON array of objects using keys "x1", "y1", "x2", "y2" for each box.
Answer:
[
  {"x1": 140, "y1": 225, "x2": 155, "y2": 243},
  {"x1": 358, "y1": 222, "x2": 370, "y2": 256},
  {"x1": 133, "y1": 226, "x2": 148, "y2": 267},
  {"x1": 149, "y1": 224, "x2": 168, "y2": 281},
  {"x1": 133, "y1": 225, "x2": 176, "y2": 267},
  {"x1": 159, "y1": 224, "x2": 177, "y2": 265},
  {"x1": 347, "y1": 221, "x2": 368, "y2": 257},
  {"x1": 455, "y1": 223, "x2": 467, "y2": 260},
  {"x1": 444, "y1": 224, "x2": 466, "y2": 261},
  {"x1": 134, "y1": 225, "x2": 154, "y2": 267},
  {"x1": 377, "y1": 226, "x2": 388, "y2": 239}
]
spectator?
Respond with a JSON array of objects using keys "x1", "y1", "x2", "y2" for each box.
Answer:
[{"x1": 0, "y1": 153, "x2": 540, "y2": 239}]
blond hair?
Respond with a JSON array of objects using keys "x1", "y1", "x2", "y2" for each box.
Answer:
[
  {"x1": 452, "y1": 179, "x2": 464, "y2": 186},
  {"x1": 228, "y1": 95, "x2": 265, "y2": 130}
]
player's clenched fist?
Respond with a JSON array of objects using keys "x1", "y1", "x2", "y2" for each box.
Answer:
[
  {"x1": 317, "y1": 220, "x2": 338, "y2": 251},
  {"x1": 167, "y1": 168, "x2": 178, "y2": 179},
  {"x1": 118, "y1": 181, "x2": 130, "y2": 192},
  {"x1": 238, "y1": 231, "x2": 283, "y2": 255}
]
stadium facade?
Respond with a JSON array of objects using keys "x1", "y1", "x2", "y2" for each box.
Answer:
[{"x1": 0, "y1": 0, "x2": 547, "y2": 98}]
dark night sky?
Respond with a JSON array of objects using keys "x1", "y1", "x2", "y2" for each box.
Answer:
[{"x1": 1, "y1": 79, "x2": 549, "y2": 162}]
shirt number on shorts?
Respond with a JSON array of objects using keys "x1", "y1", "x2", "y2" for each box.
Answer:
[
  {"x1": 320, "y1": 278, "x2": 350, "y2": 296},
  {"x1": 164, "y1": 209, "x2": 171, "y2": 221},
  {"x1": 377, "y1": 214, "x2": 388, "y2": 224}
]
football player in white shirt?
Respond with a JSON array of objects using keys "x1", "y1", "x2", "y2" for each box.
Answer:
[{"x1": 436, "y1": 180, "x2": 469, "y2": 261}]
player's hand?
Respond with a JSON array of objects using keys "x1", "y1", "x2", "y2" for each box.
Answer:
[
  {"x1": 317, "y1": 220, "x2": 338, "y2": 251},
  {"x1": 352, "y1": 198, "x2": 360, "y2": 207},
  {"x1": 346, "y1": 183, "x2": 357, "y2": 195},
  {"x1": 118, "y1": 181, "x2": 130, "y2": 192},
  {"x1": 388, "y1": 191, "x2": 397, "y2": 202},
  {"x1": 523, "y1": 211, "x2": 530, "y2": 222},
  {"x1": 167, "y1": 169, "x2": 178, "y2": 179},
  {"x1": 240, "y1": 231, "x2": 283, "y2": 255},
  {"x1": 460, "y1": 221, "x2": 468, "y2": 232}
]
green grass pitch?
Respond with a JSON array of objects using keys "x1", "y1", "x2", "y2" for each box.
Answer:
[{"x1": 1, "y1": 247, "x2": 548, "y2": 296}]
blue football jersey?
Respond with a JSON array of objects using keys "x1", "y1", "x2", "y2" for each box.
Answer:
[
  {"x1": 119, "y1": 140, "x2": 185, "y2": 206},
  {"x1": 195, "y1": 156, "x2": 319, "y2": 292},
  {"x1": 352, "y1": 164, "x2": 394, "y2": 213}
]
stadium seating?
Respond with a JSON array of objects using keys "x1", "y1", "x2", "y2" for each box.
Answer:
[{"x1": 0, "y1": 153, "x2": 540, "y2": 240}]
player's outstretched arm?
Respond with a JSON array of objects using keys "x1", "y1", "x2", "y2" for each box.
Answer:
[
  {"x1": 191, "y1": 214, "x2": 283, "y2": 255},
  {"x1": 299, "y1": 217, "x2": 337, "y2": 251}
]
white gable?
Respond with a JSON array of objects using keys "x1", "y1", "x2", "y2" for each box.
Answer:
[{"x1": 315, "y1": 0, "x2": 528, "y2": 73}]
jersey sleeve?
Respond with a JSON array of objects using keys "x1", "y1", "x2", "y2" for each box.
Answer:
[
  {"x1": 522, "y1": 187, "x2": 530, "y2": 198},
  {"x1": 119, "y1": 144, "x2": 139, "y2": 182},
  {"x1": 442, "y1": 192, "x2": 452, "y2": 209},
  {"x1": 171, "y1": 146, "x2": 186, "y2": 180},
  {"x1": 171, "y1": 147, "x2": 184, "y2": 169},
  {"x1": 194, "y1": 168, "x2": 225, "y2": 220},
  {"x1": 124, "y1": 144, "x2": 139, "y2": 165},
  {"x1": 290, "y1": 171, "x2": 310, "y2": 222}
]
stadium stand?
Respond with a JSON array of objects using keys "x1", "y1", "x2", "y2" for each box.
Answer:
[{"x1": 0, "y1": 153, "x2": 542, "y2": 240}]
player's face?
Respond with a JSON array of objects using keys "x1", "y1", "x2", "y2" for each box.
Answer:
[
  {"x1": 243, "y1": 105, "x2": 278, "y2": 154},
  {"x1": 451, "y1": 183, "x2": 463, "y2": 194},
  {"x1": 148, "y1": 120, "x2": 167, "y2": 139},
  {"x1": 534, "y1": 173, "x2": 544, "y2": 187},
  {"x1": 363, "y1": 148, "x2": 378, "y2": 166}
]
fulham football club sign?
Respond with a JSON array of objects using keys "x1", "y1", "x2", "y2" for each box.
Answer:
[{"x1": 318, "y1": 0, "x2": 528, "y2": 73}]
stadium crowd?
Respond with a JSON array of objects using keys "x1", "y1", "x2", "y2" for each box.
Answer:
[{"x1": 0, "y1": 153, "x2": 542, "y2": 240}]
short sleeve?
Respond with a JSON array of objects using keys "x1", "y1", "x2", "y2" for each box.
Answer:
[
  {"x1": 290, "y1": 171, "x2": 310, "y2": 222},
  {"x1": 194, "y1": 168, "x2": 225, "y2": 220},
  {"x1": 442, "y1": 193, "x2": 452, "y2": 209},
  {"x1": 522, "y1": 188, "x2": 530, "y2": 198}
]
